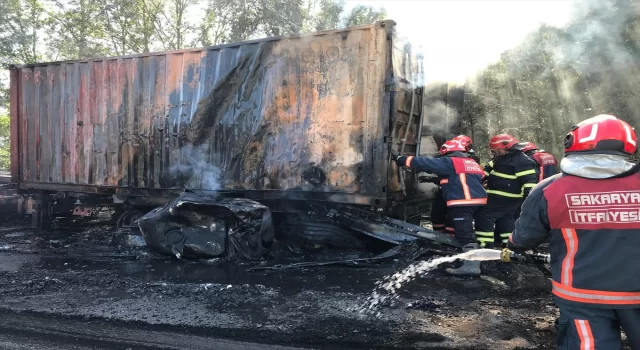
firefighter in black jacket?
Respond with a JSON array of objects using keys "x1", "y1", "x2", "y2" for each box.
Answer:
[
  {"x1": 509, "y1": 114, "x2": 640, "y2": 349},
  {"x1": 474, "y1": 134, "x2": 538, "y2": 248},
  {"x1": 393, "y1": 139, "x2": 487, "y2": 276}
]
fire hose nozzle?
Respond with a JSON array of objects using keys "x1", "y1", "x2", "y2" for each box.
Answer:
[
  {"x1": 500, "y1": 248, "x2": 513, "y2": 262},
  {"x1": 500, "y1": 248, "x2": 551, "y2": 264}
]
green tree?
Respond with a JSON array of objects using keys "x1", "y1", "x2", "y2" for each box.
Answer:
[
  {"x1": 0, "y1": 114, "x2": 9, "y2": 171},
  {"x1": 103, "y1": 0, "x2": 164, "y2": 55},
  {"x1": 196, "y1": 0, "x2": 263, "y2": 46},
  {"x1": 195, "y1": 0, "x2": 228, "y2": 46},
  {"x1": 259, "y1": 0, "x2": 305, "y2": 37},
  {"x1": 196, "y1": 0, "x2": 383, "y2": 47},
  {"x1": 311, "y1": 0, "x2": 344, "y2": 31},
  {"x1": 0, "y1": 0, "x2": 47, "y2": 64},
  {"x1": 342, "y1": 4, "x2": 386, "y2": 27},
  {"x1": 155, "y1": 0, "x2": 198, "y2": 50},
  {"x1": 0, "y1": 76, "x2": 7, "y2": 112},
  {"x1": 134, "y1": 0, "x2": 165, "y2": 53},
  {"x1": 47, "y1": 0, "x2": 111, "y2": 60}
]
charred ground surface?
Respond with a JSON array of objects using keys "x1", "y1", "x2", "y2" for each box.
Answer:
[{"x1": 0, "y1": 214, "x2": 562, "y2": 349}]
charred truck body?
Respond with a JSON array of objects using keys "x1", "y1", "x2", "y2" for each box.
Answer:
[{"x1": 8, "y1": 20, "x2": 434, "y2": 231}]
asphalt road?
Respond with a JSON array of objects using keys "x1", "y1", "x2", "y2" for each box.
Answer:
[
  {"x1": 0, "y1": 218, "x2": 564, "y2": 349},
  {"x1": 0, "y1": 309, "x2": 308, "y2": 350}
]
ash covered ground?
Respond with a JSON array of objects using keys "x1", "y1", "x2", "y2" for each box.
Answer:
[{"x1": 0, "y1": 213, "x2": 561, "y2": 349}]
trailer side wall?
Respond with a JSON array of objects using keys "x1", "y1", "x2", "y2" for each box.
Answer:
[{"x1": 11, "y1": 21, "x2": 424, "y2": 207}]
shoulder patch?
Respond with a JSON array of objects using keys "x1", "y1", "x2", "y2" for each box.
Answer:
[{"x1": 451, "y1": 157, "x2": 485, "y2": 175}]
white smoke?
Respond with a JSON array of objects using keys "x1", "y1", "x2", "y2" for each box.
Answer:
[
  {"x1": 424, "y1": 100, "x2": 459, "y2": 139},
  {"x1": 169, "y1": 144, "x2": 222, "y2": 191}
]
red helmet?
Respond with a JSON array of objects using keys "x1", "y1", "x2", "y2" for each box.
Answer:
[
  {"x1": 519, "y1": 142, "x2": 538, "y2": 153},
  {"x1": 564, "y1": 114, "x2": 637, "y2": 155},
  {"x1": 489, "y1": 134, "x2": 518, "y2": 150},
  {"x1": 452, "y1": 135, "x2": 473, "y2": 151},
  {"x1": 439, "y1": 139, "x2": 466, "y2": 155}
]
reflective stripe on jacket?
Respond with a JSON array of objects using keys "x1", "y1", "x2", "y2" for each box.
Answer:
[
  {"x1": 509, "y1": 172, "x2": 640, "y2": 308},
  {"x1": 405, "y1": 152, "x2": 487, "y2": 206},
  {"x1": 483, "y1": 151, "x2": 538, "y2": 198}
]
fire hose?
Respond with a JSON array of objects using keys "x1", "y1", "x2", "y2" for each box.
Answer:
[{"x1": 500, "y1": 248, "x2": 552, "y2": 277}]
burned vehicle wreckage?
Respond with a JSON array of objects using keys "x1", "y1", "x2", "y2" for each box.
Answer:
[
  {"x1": 137, "y1": 190, "x2": 459, "y2": 260},
  {"x1": 6, "y1": 20, "x2": 457, "y2": 258}
]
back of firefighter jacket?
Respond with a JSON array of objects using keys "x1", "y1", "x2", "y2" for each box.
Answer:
[
  {"x1": 405, "y1": 153, "x2": 487, "y2": 206},
  {"x1": 525, "y1": 150, "x2": 559, "y2": 182},
  {"x1": 510, "y1": 172, "x2": 640, "y2": 308},
  {"x1": 483, "y1": 151, "x2": 538, "y2": 199}
]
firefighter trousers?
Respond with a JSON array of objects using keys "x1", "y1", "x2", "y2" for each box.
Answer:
[
  {"x1": 430, "y1": 188, "x2": 448, "y2": 233},
  {"x1": 447, "y1": 205, "x2": 482, "y2": 246},
  {"x1": 556, "y1": 302, "x2": 640, "y2": 349},
  {"x1": 474, "y1": 196, "x2": 522, "y2": 248}
]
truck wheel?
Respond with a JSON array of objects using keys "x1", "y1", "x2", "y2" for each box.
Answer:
[{"x1": 116, "y1": 210, "x2": 144, "y2": 229}]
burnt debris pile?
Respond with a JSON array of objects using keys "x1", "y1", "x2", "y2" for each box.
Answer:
[
  {"x1": 138, "y1": 192, "x2": 275, "y2": 260},
  {"x1": 136, "y1": 191, "x2": 462, "y2": 267}
]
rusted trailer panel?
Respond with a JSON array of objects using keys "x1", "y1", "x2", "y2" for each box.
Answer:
[{"x1": 10, "y1": 20, "x2": 424, "y2": 209}]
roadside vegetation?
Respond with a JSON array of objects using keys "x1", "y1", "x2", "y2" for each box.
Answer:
[{"x1": 458, "y1": 0, "x2": 640, "y2": 158}]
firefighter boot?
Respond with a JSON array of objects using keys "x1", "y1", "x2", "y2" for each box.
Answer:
[{"x1": 445, "y1": 243, "x2": 481, "y2": 276}]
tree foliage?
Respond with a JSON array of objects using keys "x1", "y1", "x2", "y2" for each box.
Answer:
[
  {"x1": 0, "y1": 114, "x2": 9, "y2": 171},
  {"x1": 0, "y1": 0, "x2": 47, "y2": 64},
  {"x1": 46, "y1": 0, "x2": 112, "y2": 60},
  {"x1": 460, "y1": 0, "x2": 640, "y2": 159},
  {"x1": 103, "y1": 0, "x2": 164, "y2": 54},
  {"x1": 342, "y1": 4, "x2": 386, "y2": 28}
]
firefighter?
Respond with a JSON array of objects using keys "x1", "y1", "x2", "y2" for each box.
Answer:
[
  {"x1": 514, "y1": 141, "x2": 559, "y2": 220},
  {"x1": 429, "y1": 135, "x2": 480, "y2": 236},
  {"x1": 452, "y1": 135, "x2": 481, "y2": 164},
  {"x1": 518, "y1": 141, "x2": 559, "y2": 181},
  {"x1": 474, "y1": 134, "x2": 537, "y2": 249},
  {"x1": 392, "y1": 139, "x2": 487, "y2": 276},
  {"x1": 508, "y1": 114, "x2": 640, "y2": 349}
]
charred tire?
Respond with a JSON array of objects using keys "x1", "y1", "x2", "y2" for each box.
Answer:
[
  {"x1": 116, "y1": 210, "x2": 145, "y2": 229},
  {"x1": 276, "y1": 217, "x2": 367, "y2": 251}
]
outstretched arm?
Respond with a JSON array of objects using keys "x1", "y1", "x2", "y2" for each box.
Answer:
[{"x1": 394, "y1": 155, "x2": 454, "y2": 177}]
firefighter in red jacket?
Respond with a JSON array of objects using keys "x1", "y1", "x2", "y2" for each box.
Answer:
[
  {"x1": 518, "y1": 141, "x2": 559, "y2": 181},
  {"x1": 509, "y1": 114, "x2": 640, "y2": 349},
  {"x1": 514, "y1": 141, "x2": 559, "y2": 221},
  {"x1": 429, "y1": 135, "x2": 481, "y2": 236},
  {"x1": 475, "y1": 134, "x2": 538, "y2": 249},
  {"x1": 393, "y1": 139, "x2": 487, "y2": 275}
]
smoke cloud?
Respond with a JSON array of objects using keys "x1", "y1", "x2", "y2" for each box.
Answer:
[
  {"x1": 169, "y1": 144, "x2": 222, "y2": 191},
  {"x1": 424, "y1": 100, "x2": 459, "y2": 138}
]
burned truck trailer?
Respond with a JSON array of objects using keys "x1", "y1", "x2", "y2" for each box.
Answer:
[{"x1": 8, "y1": 20, "x2": 431, "y2": 227}]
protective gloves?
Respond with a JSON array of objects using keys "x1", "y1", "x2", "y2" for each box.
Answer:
[
  {"x1": 507, "y1": 239, "x2": 527, "y2": 255},
  {"x1": 390, "y1": 150, "x2": 407, "y2": 167}
]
